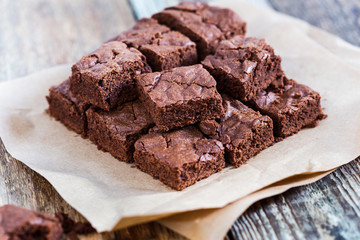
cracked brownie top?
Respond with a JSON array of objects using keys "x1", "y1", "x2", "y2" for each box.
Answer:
[
  {"x1": 136, "y1": 64, "x2": 220, "y2": 107},
  {"x1": 71, "y1": 41, "x2": 150, "y2": 78},
  {"x1": 199, "y1": 94, "x2": 273, "y2": 148},
  {"x1": 111, "y1": 18, "x2": 195, "y2": 49},
  {"x1": 135, "y1": 126, "x2": 224, "y2": 167},
  {"x1": 254, "y1": 79, "x2": 322, "y2": 114},
  {"x1": 153, "y1": 2, "x2": 246, "y2": 59},
  {"x1": 87, "y1": 100, "x2": 153, "y2": 141}
]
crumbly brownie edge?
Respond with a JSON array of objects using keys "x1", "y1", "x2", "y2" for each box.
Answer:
[
  {"x1": 46, "y1": 88, "x2": 89, "y2": 137},
  {"x1": 70, "y1": 66, "x2": 141, "y2": 111}
]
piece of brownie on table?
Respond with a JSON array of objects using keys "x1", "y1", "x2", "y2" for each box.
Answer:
[
  {"x1": 110, "y1": 18, "x2": 197, "y2": 71},
  {"x1": 134, "y1": 126, "x2": 225, "y2": 190},
  {"x1": 153, "y1": 2, "x2": 246, "y2": 59},
  {"x1": 70, "y1": 41, "x2": 151, "y2": 111},
  {"x1": 199, "y1": 95, "x2": 274, "y2": 167},
  {"x1": 86, "y1": 100, "x2": 154, "y2": 162},
  {"x1": 250, "y1": 78, "x2": 327, "y2": 138},
  {"x1": 46, "y1": 79, "x2": 90, "y2": 137},
  {"x1": 202, "y1": 36, "x2": 283, "y2": 102},
  {"x1": 136, "y1": 64, "x2": 224, "y2": 132},
  {"x1": 0, "y1": 205, "x2": 63, "y2": 240}
]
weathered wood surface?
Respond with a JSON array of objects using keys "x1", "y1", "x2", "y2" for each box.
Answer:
[{"x1": 1, "y1": 0, "x2": 360, "y2": 239}]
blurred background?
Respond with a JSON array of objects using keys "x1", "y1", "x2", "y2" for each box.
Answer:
[
  {"x1": 1, "y1": 0, "x2": 359, "y2": 82},
  {"x1": 1, "y1": 0, "x2": 360, "y2": 239}
]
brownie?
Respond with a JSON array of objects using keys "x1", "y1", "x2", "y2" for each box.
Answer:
[
  {"x1": 199, "y1": 95, "x2": 274, "y2": 167},
  {"x1": 250, "y1": 78, "x2": 327, "y2": 138},
  {"x1": 136, "y1": 64, "x2": 224, "y2": 131},
  {"x1": 70, "y1": 41, "x2": 151, "y2": 111},
  {"x1": 110, "y1": 18, "x2": 197, "y2": 71},
  {"x1": 55, "y1": 212, "x2": 95, "y2": 235},
  {"x1": 202, "y1": 36, "x2": 283, "y2": 102},
  {"x1": 0, "y1": 205, "x2": 63, "y2": 240},
  {"x1": 134, "y1": 126, "x2": 225, "y2": 190},
  {"x1": 86, "y1": 100, "x2": 154, "y2": 162},
  {"x1": 46, "y1": 79, "x2": 90, "y2": 136},
  {"x1": 153, "y1": 2, "x2": 246, "y2": 59},
  {"x1": 169, "y1": 2, "x2": 247, "y2": 38}
]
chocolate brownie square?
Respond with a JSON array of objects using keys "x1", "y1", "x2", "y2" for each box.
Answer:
[
  {"x1": 70, "y1": 41, "x2": 151, "y2": 111},
  {"x1": 202, "y1": 36, "x2": 283, "y2": 102},
  {"x1": 134, "y1": 126, "x2": 225, "y2": 190},
  {"x1": 0, "y1": 205, "x2": 63, "y2": 240},
  {"x1": 199, "y1": 95, "x2": 274, "y2": 167},
  {"x1": 111, "y1": 18, "x2": 197, "y2": 71},
  {"x1": 86, "y1": 100, "x2": 154, "y2": 162},
  {"x1": 153, "y1": 2, "x2": 246, "y2": 59},
  {"x1": 251, "y1": 78, "x2": 327, "y2": 138},
  {"x1": 46, "y1": 79, "x2": 90, "y2": 136},
  {"x1": 169, "y1": 2, "x2": 247, "y2": 38},
  {"x1": 136, "y1": 64, "x2": 224, "y2": 131}
]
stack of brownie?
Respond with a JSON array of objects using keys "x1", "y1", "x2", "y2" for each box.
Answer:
[{"x1": 47, "y1": 2, "x2": 326, "y2": 191}]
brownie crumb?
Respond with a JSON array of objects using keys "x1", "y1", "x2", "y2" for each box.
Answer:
[
  {"x1": 0, "y1": 205, "x2": 63, "y2": 240},
  {"x1": 55, "y1": 212, "x2": 96, "y2": 239}
]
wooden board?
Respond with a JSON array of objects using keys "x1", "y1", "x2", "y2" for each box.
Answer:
[{"x1": 1, "y1": 0, "x2": 360, "y2": 239}]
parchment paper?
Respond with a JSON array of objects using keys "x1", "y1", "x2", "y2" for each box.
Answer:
[{"x1": 0, "y1": 0, "x2": 360, "y2": 238}]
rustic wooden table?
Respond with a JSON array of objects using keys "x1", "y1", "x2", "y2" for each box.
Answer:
[{"x1": 1, "y1": 0, "x2": 360, "y2": 239}]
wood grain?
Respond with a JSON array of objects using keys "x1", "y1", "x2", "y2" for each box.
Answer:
[
  {"x1": 0, "y1": 0, "x2": 135, "y2": 82},
  {"x1": 1, "y1": 0, "x2": 360, "y2": 239},
  {"x1": 268, "y1": 0, "x2": 360, "y2": 47}
]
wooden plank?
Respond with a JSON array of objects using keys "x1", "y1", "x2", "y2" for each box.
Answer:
[
  {"x1": 0, "y1": 0, "x2": 135, "y2": 82},
  {"x1": 268, "y1": 0, "x2": 360, "y2": 46},
  {"x1": 228, "y1": 158, "x2": 360, "y2": 239}
]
